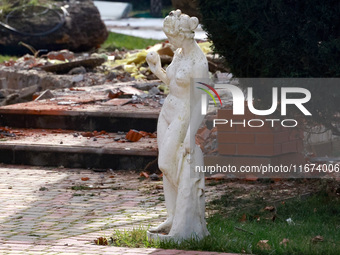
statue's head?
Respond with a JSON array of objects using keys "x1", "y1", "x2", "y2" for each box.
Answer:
[{"x1": 163, "y1": 9, "x2": 199, "y2": 46}]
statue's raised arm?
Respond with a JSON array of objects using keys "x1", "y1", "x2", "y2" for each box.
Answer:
[{"x1": 146, "y1": 51, "x2": 169, "y2": 85}]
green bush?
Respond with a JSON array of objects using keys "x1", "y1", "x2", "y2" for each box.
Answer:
[
  {"x1": 198, "y1": 0, "x2": 340, "y2": 136},
  {"x1": 198, "y1": 0, "x2": 340, "y2": 78}
]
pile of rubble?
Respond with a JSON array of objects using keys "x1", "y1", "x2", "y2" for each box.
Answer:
[
  {"x1": 0, "y1": 40, "x2": 229, "y2": 155},
  {"x1": 0, "y1": 39, "x2": 228, "y2": 105}
]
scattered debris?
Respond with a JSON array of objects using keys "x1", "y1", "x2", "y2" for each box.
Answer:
[
  {"x1": 72, "y1": 74, "x2": 84, "y2": 83},
  {"x1": 234, "y1": 226, "x2": 254, "y2": 235},
  {"x1": 41, "y1": 57, "x2": 106, "y2": 74},
  {"x1": 286, "y1": 218, "x2": 295, "y2": 225},
  {"x1": 0, "y1": 84, "x2": 39, "y2": 106},
  {"x1": 119, "y1": 86, "x2": 144, "y2": 96},
  {"x1": 148, "y1": 86, "x2": 160, "y2": 96},
  {"x1": 126, "y1": 129, "x2": 143, "y2": 142},
  {"x1": 257, "y1": 240, "x2": 271, "y2": 250},
  {"x1": 264, "y1": 206, "x2": 275, "y2": 212},
  {"x1": 206, "y1": 173, "x2": 226, "y2": 180},
  {"x1": 311, "y1": 235, "x2": 324, "y2": 243},
  {"x1": 68, "y1": 66, "x2": 86, "y2": 75},
  {"x1": 103, "y1": 98, "x2": 132, "y2": 106},
  {"x1": 0, "y1": 127, "x2": 16, "y2": 138},
  {"x1": 280, "y1": 238, "x2": 290, "y2": 247},
  {"x1": 108, "y1": 89, "x2": 123, "y2": 99},
  {"x1": 140, "y1": 172, "x2": 149, "y2": 178},
  {"x1": 196, "y1": 124, "x2": 218, "y2": 155},
  {"x1": 94, "y1": 237, "x2": 109, "y2": 245},
  {"x1": 239, "y1": 213, "x2": 247, "y2": 222},
  {"x1": 81, "y1": 131, "x2": 108, "y2": 138},
  {"x1": 47, "y1": 50, "x2": 75, "y2": 62},
  {"x1": 143, "y1": 159, "x2": 160, "y2": 174},
  {"x1": 34, "y1": 89, "x2": 54, "y2": 101},
  {"x1": 150, "y1": 173, "x2": 160, "y2": 181}
]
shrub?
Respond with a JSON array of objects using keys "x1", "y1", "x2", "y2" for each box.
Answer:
[
  {"x1": 197, "y1": 0, "x2": 340, "y2": 78},
  {"x1": 197, "y1": 0, "x2": 340, "y2": 135}
]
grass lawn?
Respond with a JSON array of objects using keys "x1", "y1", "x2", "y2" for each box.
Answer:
[
  {"x1": 108, "y1": 190, "x2": 340, "y2": 255},
  {"x1": 0, "y1": 32, "x2": 160, "y2": 62},
  {"x1": 100, "y1": 32, "x2": 163, "y2": 51},
  {"x1": 0, "y1": 55, "x2": 17, "y2": 63}
]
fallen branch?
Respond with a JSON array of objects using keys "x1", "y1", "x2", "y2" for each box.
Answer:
[{"x1": 235, "y1": 226, "x2": 254, "y2": 235}]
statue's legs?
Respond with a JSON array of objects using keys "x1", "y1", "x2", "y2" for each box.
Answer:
[
  {"x1": 149, "y1": 175, "x2": 177, "y2": 233},
  {"x1": 149, "y1": 113, "x2": 187, "y2": 233}
]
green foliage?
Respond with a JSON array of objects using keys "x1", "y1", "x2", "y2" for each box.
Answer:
[
  {"x1": 0, "y1": 55, "x2": 17, "y2": 63},
  {"x1": 198, "y1": 1, "x2": 340, "y2": 135},
  {"x1": 198, "y1": 0, "x2": 340, "y2": 78},
  {"x1": 71, "y1": 185, "x2": 90, "y2": 190},
  {"x1": 100, "y1": 32, "x2": 162, "y2": 51},
  {"x1": 110, "y1": 226, "x2": 159, "y2": 248}
]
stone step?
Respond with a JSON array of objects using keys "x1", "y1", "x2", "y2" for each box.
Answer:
[
  {"x1": 0, "y1": 82, "x2": 161, "y2": 132},
  {"x1": 0, "y1": 102, "x2": 159, "y2": 132},
  {"x1": 0, "y1": 128, "x2": 157, "y2": 169}
]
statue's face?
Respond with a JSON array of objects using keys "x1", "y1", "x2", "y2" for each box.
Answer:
[{"x1": 167, "y1": 33, "x2": 184, "y2": 49}]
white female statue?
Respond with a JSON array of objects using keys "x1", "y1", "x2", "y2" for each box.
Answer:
[{"x1": 146, "y1": 9, "x2": 209, "y2": 241}]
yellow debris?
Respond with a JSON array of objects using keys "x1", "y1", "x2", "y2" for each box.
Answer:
[
  {"x1": 104, "y1": 41, "x2": 213, "y2": 81},
  {"x1": 118, "y1": 50, "x2": 148, "y2": 65},
  {"x1": 198, "y1": 41, "x2": 213, "y2": 54}
]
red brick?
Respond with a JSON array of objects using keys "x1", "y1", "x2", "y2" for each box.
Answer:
[
  {"x1": 216, "y1": 123, "x2": 236, "y2": 132},
  {"x1": 243, "y1": 108, "x2": 256, "y2": 119},
  {"x1": 236, "y1": 122, "x2": 280, "y2": 133},
  {"x1": 218, "y1": 144, "x2": 236, "y2": 155},
  {"x1": 217, "y1": 132, "x2": 255, "y2": 143},
  {"x1": 237, "y1": 144, "x2": 275, "y2": 156},
  {"x1": 204, "y1": 155, "x2": 234, "y2": 166},
  {"x1": 274, "y1": 131, "x2": 290, "y2": 143},
  {"x1": 125, "y1": 129, "x2": 143, "y2": 142},
  {"x1": 233, "y1": 156, "x2": 271, "y2": 167},
  {"x1": 282, "y1": 141, "x2": 298, "y2": 154},
  {"x1": 217, "y1": 109, "x2": 233, "y2": 119},
  {"x1": 274, "y1": 143, "x2": 282, "y2": 154},
  {"x1": 256, "y1": 133, "x2": 275, "y2": 144}
]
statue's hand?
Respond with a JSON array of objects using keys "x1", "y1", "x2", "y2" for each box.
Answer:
[{"x1": 146, "y1": 51, "x2": 161, "y2": 74}]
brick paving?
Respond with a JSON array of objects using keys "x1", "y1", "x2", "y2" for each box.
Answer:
[{"x1": 0, "y1": 164, "x2": 235, "y2": 255}]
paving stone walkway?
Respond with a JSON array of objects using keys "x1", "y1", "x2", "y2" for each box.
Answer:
[{"x1": 0, "y1": 164, "x2": 235, "y2": 255}]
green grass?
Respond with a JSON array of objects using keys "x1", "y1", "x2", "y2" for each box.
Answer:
[
  {"x1": 106, "y1": 192, "x2": 340, "y2": 254},
  {"x1": 71, "y1": 185, "x2": 90, "y2": 191},
  {"x1": 100, "y1": 32, "x2": 162, "y2": 51},
  {"x1": 110, "y1": 226, "x2": 158, "y2": 248},
  {"x1": 0, "y1": 55, "x2": 17, "y2": 63}
]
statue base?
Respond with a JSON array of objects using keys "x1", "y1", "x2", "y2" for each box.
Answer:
[{"x1": 147, "y1": 231, "x2": 177, "y2": 242}]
